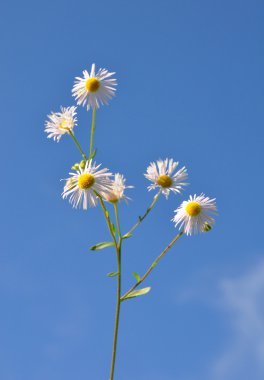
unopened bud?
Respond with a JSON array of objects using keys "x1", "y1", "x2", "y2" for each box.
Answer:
[
  {"x1": 71, "y1": 163, "x2": 80, "y2": 170},
  {"x1": 79, "y1": 160, "x2": 86, "y2": 169},
  {"x1": 203, "y1": 222, "x2": 212, "y2": 232}
]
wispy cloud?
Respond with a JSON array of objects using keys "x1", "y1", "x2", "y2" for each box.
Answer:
[{"x1": 211, "y1": 260, "x2": 264, "y2": 380}]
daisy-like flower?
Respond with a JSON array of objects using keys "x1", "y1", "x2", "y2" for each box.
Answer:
[
  {"x1": 103, "y1": 173, "x2": 133, "y2": 203},
  {"x1": 62, "y1": 160, "x2": 112, "y2": 210},
  {"x1": 45, "y1": 106, "x2": 77, "y2": 142},
  {"x1": 172, "y1": 193, "x2": 217, "y2": 236},
  {"x1": 72, "y1": 63, "x2": 117, "y2": 110},
  {"x1": 144, "y1": 158, "x2": 188, "y2": 199}
]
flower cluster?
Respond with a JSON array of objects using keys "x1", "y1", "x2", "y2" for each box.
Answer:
[{"x1": 45, "y1": 63, "x2": 217, "y2": 236}]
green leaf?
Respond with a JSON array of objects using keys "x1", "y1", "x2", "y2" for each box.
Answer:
[
  {"x1": 122, "y1": 287, "x2": 151, "y2": 301},
  {"x1": 132, "y1": 272, "x2": 141, "y2": 282},
  {"x1": 90, "y1": 242, "x2": 115, "y2": 251},
  {"x1": 122, "y1": 233, "x2": 132, "y2": 240},
  {"x1": 107, "y1": 272, "x2": 119, "y2": 277}
]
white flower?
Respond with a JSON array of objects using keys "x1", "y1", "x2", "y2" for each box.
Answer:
[
  {"x1": 62, "y1": 160, "x2": 112, "y2": 210},
  {"x1": 172, "y1": 193, "x2": 217, "y2": 236},
  {"x1": 144, "y1": 158, "x2": 188, "y2": 199},
  {"x1": 103, "y1": 173, "x2": 133, "y2": 203},
  {"x1": 45, "y1": 106, "x2": 77, "y2": 142},
  {"x1": 72, "y1": 63, "x2": 117, "y2": 110}
]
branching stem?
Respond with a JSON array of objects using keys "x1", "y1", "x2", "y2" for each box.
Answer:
[
  {"x1": 121, "y1": 230, "x2": 184, "y2": 301},
  {"x1": 125, "y1": 190, "x2": 161, "y2": 236}
]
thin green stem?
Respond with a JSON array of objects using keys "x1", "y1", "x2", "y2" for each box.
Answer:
[
  {"x1": 89, "y1": 108, "x2": 97, "y2": 159},
  {"x1": 94, "y1": 193, "x2": 122, "y2": 379},
  {"x1": 121, "y1": 230, "x2": 184, "y2": 301},
  {"x1": 68, "y1": 130, "x2": 87, "y2": 160},
  {"x1": 109, "y1": 247, "x2": 121, "y2": 380},
  {"x1": 109, "y1": 203, "x2": 122, "y2": 380},
  {"x1": 96, "y1": 193, "x2": 117, "y2": 245},
  {"x1": 125, "y1": 190, "x2": 161, "y2": 236},
  {"x1": 114, "y1": 203, "x2": 122, "y2": 239}
]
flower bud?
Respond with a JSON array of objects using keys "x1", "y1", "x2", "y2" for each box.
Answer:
[
  {"x1": 203, "y1": 222, "x2": 212, "y2": 232},
  {"x1": 71, "y1": 163, "x2": 80, "y2": 170},
  {"x1": 79, "y1": 160, "x2": 86, "y2": 169}
]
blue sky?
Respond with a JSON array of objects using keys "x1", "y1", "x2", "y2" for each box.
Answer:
[{"x1": 1, "y1": 0, "x2": 264, "y2": 379}]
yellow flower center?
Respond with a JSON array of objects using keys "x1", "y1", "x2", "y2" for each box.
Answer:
[
  {"x1": 78, "y1": 173, "x2": 95, "y2": 189},
  {"x1": 59, "y1": 120, "x2": 69, "y2": 130},
  {"x1": 85, "y1": 77, "x2": 100, "y2": 92},
  {"x1": 185, "y1": 202, "x2": 201, "y2": 216},
  {"x1": 157, "y1": 175, "x2": 173, "y2": 188}
]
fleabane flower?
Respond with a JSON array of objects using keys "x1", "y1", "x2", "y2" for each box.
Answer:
[
  {"x1": 72, "y1": 63, "x2": 117, "y2": 110},
  {"x1": 45, "y1": 106, "x2": 77, "y2": 142},
  {"x1": 172, "y1": 193, "x2": 217, "y2": 236},
  {"x1": 144, "y1": 158, "x2": 188, "y2": 199},
  {"x1": 62, "y1": 160, "x2": 112, "y2": 210},
  {"x1": 103, "y1": 173, "x2": 133, "y2": 204}
]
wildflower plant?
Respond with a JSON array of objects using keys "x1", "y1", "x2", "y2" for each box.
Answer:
[{"x1": 45, "y1": 63, "x2": 217, "y2": 380}]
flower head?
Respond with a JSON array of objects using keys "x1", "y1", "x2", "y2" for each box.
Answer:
[
  {"x1": 103, "y1": 173, "x2": 133, "y2": 203},
  {"x1": 45, "y1": 106, "x2": 77, "y2": 142},
  {"x1": 144, "y1": 159, "x2": 188, "y2": 199},
  {"x1": 62, "y1": 160, "x2": 112, "y2": 209},
  {"x1": 72, "y1": 64, "x2": 117, "y2": 110},
  {"x1": 172, "y1": 193, "x2": 217, "y2": 236}
]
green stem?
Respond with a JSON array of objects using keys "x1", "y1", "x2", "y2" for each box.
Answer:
[
  {"x1": 125, "y1": 190, "x2": 161, "y2": 236},
  {"x1": 121, "y1": 230, "x2": 184, "y2": 301},
  {"x1": 95, "y1": 194, "x2": 122, "y2": 379},
  {"x1": 109, "y1": 247, "x2": 121, "y2": 380},
  {"x1": 96, "y1": 193, "x2": 117, "y2": 245},
  {"x1": 68, "y1": 130, "x2": 87, "y2": 160},
  {"x1": 114, "y1": 203, "x2": 122, "y2": 239},
  {"x1": 89, "y1": 108, "x2": 97, "y2": 159},
  {"x1": 109, "y1": 203, "x2": 122, "y2": 380}
]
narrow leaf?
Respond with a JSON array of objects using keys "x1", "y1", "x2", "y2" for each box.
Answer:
[
  {"x1": 107, "y1": 272, "x2": 119, "y2": 277},
  {"x1": 123, "y1": 287, "x2": 151, "y2": 301},
  {"x1": 90, "y1": 242, "x2": 115, "y2": 251},
  {"x1": 132, "y1": 272, "x2": 141, "y2": 282},
  {"x1": 122, "y1": 233, "x2": 132, "y2": 240}
]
